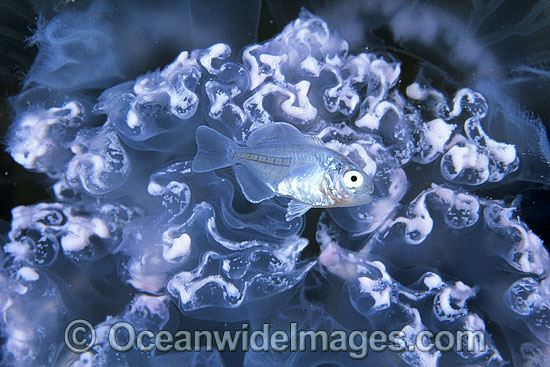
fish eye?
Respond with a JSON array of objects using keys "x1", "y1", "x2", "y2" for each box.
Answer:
[{"x1": 343, "y1": 170, "x2": 363, "y2": 189}]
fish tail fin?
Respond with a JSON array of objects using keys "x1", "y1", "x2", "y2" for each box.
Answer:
[{"x1": 192, "y1": 126, "x2": 236, "y2": 172}]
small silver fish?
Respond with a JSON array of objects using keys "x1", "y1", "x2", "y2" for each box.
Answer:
[{"x1": 192, "y1": 123, "x2": 374, "y2": 220}]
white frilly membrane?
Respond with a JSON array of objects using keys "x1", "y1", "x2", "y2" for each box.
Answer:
[{"x1": 2, "y1": 3, "x2": 550, "y2": 367}]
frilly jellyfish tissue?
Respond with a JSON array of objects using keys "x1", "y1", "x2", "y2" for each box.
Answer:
[{"x1": 1, "y1": 0, "x2": 550, "y2": 366}]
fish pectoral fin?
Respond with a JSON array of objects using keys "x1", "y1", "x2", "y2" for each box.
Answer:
[
  {"x1": 234, "y1": 164, "x2": 275, "y2": 203},
  {"x1": 285, "y1": 200, "x2": 312, "y2": 221}
]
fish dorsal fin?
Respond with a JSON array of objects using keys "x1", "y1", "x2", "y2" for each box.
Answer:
[{"x1": 246, "y1": 122, "x2": 324, "y2": 147}]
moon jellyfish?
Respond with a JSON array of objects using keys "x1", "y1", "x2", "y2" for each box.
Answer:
[{"x1": 1, "y1": 0, "x2": 549, "y2": 366}]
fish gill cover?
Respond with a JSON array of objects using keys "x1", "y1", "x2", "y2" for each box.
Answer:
[{"x1": 1, "y1": 0, "x2": 550, "y2": 366}]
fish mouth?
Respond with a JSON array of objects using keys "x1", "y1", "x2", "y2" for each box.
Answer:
[
  {"x1": 327, "y1": 190, "x2": 373, "y2": 207},
  {"x1": 324, "y1": 181, "x2": 374, "y2": 207},
  {"x1": 346, "y1": 190, "x2": 375, "y2": 207}
]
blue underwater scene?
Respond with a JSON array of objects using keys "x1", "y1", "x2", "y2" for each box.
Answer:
[{"x1": 1, "y1": 0, "x2": 550, "y2": 366}]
